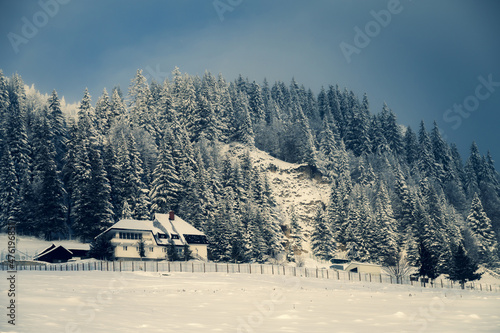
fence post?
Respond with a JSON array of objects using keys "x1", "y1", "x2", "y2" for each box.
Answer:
[
  {"x1": 215, "y1": 263, "x2": 218, "y2": 273},
  {"x1": 359, "y1": 272, "x2": 361, "y2": 281},
  {"x1": 261, "y1": 265, "x2": 263, "y2": 274},
  {"x1": 294, "y1": 267, "x2": 296, "y2": 277},
  {"x1": 272, "y1": 265, "x2": 274, "y2": 275},
  {"x1": 316, "y1": 268, "x2": 318, "y2": 278},
  {"x1": 227, "y1": 263, "x2": 229, "y2": 274},
  {"x1": 238, "y1": 264, "x2": 240, "y2": 273},
  {"x1": 390, "y1": 276, "x2": 393, "y2": 284},
  {"x1": 283, "y1": 266, "x2": 286, "y2": 275},
  {"x1": 249, "y1": 264, "x2": 251, "y2": 274},
  {"x1": 327, "y1": 270, "x2": 329, "y2": 279},
  {"x1": 369, "y1": 273, "x2": 371, "y2": 282},
  {"x1": 120, "y1": 261, "x2": 122, "y2": 272},
  {"x1": 203, "y1": 262, "x2": 206, "y2": 273}
]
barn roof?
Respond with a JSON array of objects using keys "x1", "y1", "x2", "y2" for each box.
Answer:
[{"x1": 33, "y1": 244, "x2": 73, "y2": 261}]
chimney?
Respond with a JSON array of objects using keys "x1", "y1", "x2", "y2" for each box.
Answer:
[{"x1": 169, "y1": 211, "x2": 175, "y2": 221}]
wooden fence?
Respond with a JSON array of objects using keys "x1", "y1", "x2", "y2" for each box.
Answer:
[{"x1": 2, "y1": 261, "x2": 498, "y2": 292}]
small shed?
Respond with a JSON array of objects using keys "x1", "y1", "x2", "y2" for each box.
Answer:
[
  {"x1": 345, "y1": 262, "x2": 382, "y2": 275},
  {"x1": 34, "y1": 244, "x2": 89, "y2": 263}
]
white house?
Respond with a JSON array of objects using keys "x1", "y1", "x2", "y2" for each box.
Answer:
[{"x1": 95, "y1": 212, "x2": 208, "y2": 261}]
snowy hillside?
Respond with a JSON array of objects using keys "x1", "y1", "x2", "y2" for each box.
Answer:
[
  {"x1": 223, "y1": 143, "x2": 331, "y2": 254},
  {"x1": 2, "y1": 271, "x2": 499, "y2": 333}
]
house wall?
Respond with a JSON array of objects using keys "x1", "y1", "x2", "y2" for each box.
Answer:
[
  {"x1": 110, "y1": 231, "x2": 167, "y2": 260},
  {"x1": 189, "y1": 244, "x2": 208, "y2": 260}
]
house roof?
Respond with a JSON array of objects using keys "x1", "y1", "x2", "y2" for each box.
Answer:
[
  {"x1": 34, "y1": 244, "x2": 73, "y2": 260},
  {"x1": 96, "y1": 214, "x2": 207, "y2": 246},
  {"x1": 155, "y1": 213, "x2": 205, "y2": 235},
  {"x1": 345, "y1": 262, "x2": 382, "y2": 272},
  {"x1": 95, "y1": 219, "x2": 163, "y2": 239},
  {"x1": 347, "y1": 261, "x2": 382, "y2": 267}
]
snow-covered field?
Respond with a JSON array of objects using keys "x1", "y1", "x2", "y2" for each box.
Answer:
[{"x1": 2, "y1": 271, "x2": 500, "y2": 333}]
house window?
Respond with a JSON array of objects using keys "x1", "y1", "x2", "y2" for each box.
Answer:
[
  {"x1": 171, "y1": 234, "x2": 179, "y2": 239},
  {"x1": 123, "y1": 246, "x2": 128, "y2": 251},
  {"x1": 158, "y1": 233, "x2": 167, "y2": 239},
  {"x1": 149, "y1": 247, "x2": 154, "y2": 252},
  {"x1": 119, "y1": 232, "x2": 143, "y2": 240},
  {"x1": 162, "y1": 248, "x2": 167, "y2": 253}
]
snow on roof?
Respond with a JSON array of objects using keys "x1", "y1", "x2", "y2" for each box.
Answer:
[
  {"x1": 155, "y1": 213, "x2": 205, "y2": 236},
  {"x1": 97, "y1": 215, "x2": 205, "y2": 247},
  {"x1": 34, "y1": 244, "x2": 72, "y2": 260},
  {"x1": 35, "y1": 243, "x2": 57, "y2": 257},
  {"x1": 96, "y1": 219, "x2": 163, "y2": 239},
  {"x1": 346, "y1": 262, "x2": 382, "y2": 268}
]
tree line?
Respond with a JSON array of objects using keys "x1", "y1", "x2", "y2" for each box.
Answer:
[{"x1": 0, "y1": 68, "x2": 498, "y2": 270}]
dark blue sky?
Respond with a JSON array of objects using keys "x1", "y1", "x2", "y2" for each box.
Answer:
[{"x1": 1, "y1": 0, "x2": 499, "y2": 162}]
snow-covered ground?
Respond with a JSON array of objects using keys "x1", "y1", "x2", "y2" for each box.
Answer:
[{"x1": 1, "y1": 271, "x2": 499, "y2": 333}]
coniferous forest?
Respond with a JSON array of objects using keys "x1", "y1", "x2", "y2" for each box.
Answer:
[{"x1": 0, "y1": 68, "x2": 499, "y2": 272}]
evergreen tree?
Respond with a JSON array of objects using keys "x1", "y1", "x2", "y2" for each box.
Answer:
[
  {"x1": 466, "y1": 193, "x2": 498, "y2": 263},
  {"x1": 5, "y1": 74, "x2": 30, "y2": 183},
  {"x1": 371, "y1": 181, "x2": 398, "y2": 263},
  {"x1": 380, "y1": 103, "x2": 403, "y2": 155},
  {"x1": 448, "y1": 244, "x2": 482, "y2": 289},
  {"x1": 0, "y1": 145, "x2": 20, "y2": 231},
  {"x1": 418, "y1": 240, "x2": 439, "y2": 283},
  {"x1": 31, "y1": 115, "x2": 67, "y2": 239},
  {"x1": 121, "y1": 200, "x2": 133, "y2": 219},
  {"x1": 287, "y1": 206, "x2": 304, "y2": 261},
  {"x1": 167, "y1": 243, "x2": 180, "y2": 261},
  {"x1": 88, "y1": 236, "x2": 115, "y2": 260},
  {"x1": 232, "y1": 91, "x2": 254, "y2": 145},
  {"x1": 70, "y1": 90, "x2": 114, "y2": 241},
  {"x1": 404, "y1": 126, "x2": 419, "y2": 166},
  {"x1": 345, "y1": 105, "x2": 370, "y2": 156},
  {"x1": 311, "y1": 207, "x2": 336, "y2": 261},
  {"x1": 47, "y1": 90, "x2": 67, "y2": 171},
  {"x1": 416, "y1": 121, "x2": 436, "y2": 178},
  {"x1": 150, "y1": 138, "x2": 182, "y2": 214}
]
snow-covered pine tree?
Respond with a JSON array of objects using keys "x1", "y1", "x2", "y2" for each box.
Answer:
[
  {"x1": 311, "y1": 207, "x2": 336, "y2": 262},
  {"x1": 380, "y1": 103, "x2": 403, "y2": 155},
  {"x1": 403, "y1": 126, "x2": 419, "y2": 166},
  {"x1": 416, "y1": 121, "x2": 436, "y2": 179},
  {"x1": 149, "y1": 138, "x2": 182, "y2": 214},
  {"x1": 47, "y1": 90, "x2": 67, "y2": 171},
  {"x1": 371, "y1": 181, "x2": 398, "y2": 264},
  {"x1": 70, "y1": 90, "x2": 114, "y2": 241},
  {"x1": 30, "y1": 113, "x2": 67, "y2": 239},
  {"x1": 0, "y1": 144, "x2": 20, "y2": 231},
  {"x1": 466, "y1": 193, "x2": 498, "y2": 263}
]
